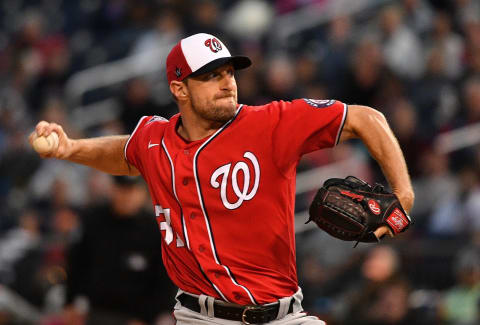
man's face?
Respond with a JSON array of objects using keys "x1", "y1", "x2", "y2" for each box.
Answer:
[{"x1": 185, "y1": 63, "x2": 238, "y2": 123}]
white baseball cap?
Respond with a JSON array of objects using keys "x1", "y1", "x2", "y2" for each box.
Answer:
[{"x1": 166, "y1": 33, "x2": 251, "y2": 84}]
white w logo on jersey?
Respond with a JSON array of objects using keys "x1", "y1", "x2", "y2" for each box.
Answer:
[{"x1": 210, "y1": 152, "x2": 260, "y2": 210}]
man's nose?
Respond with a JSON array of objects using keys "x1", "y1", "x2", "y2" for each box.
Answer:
[{"x1": 220, "y1": 73, "x2": 235, "y2": 90}]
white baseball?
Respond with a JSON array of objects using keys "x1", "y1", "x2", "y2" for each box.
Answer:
[{"x1": 32, "y1": 132, "x2": 59, "y2": 155}]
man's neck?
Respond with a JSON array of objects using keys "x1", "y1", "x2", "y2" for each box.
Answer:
[{"x1": 176, "y1": 113, "x2": 223, "y2": 142}]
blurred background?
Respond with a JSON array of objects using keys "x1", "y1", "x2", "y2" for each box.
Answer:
[{"x1": 1, "y1": 0, "x2": 480, "y2": 324}]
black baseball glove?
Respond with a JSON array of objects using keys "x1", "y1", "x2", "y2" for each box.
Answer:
[{"x1": 306, "y1": 176, "x2": 411, "y2": 245}]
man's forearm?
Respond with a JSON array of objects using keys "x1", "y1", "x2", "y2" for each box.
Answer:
[
  {"x1": 340, "y1": 105, "x2": 414, "y2": 212},
  {"x1": 67, "y1": 135, "x2": 138, "y2": 176},
  {"x1": 361, "y1": 114, "x2": 413, "y2": 210}
]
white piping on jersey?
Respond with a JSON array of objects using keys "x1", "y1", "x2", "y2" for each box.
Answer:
[
  {"x1": 161, "y1": 138, "x2": 191, "y2": 250},
  {"x1": 192, "y1": 104, "x2": 257, "y2": 305},
  {"x1": 335, "y1": 103, "x2": 348, "y2": 146},
  {"x1": 211, "y1": 282, "x2": 229, "y2": 302},
  {"x1": 124, "y1": 115, "x2": 150, "y2": 163},
  {"x1": 163, "y1": 137, "x2": 226, "y2": 301}
]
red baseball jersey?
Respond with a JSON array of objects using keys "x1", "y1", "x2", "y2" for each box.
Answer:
[{"x1": 125, "y1": 99, "x2": 347, "y2": 305}]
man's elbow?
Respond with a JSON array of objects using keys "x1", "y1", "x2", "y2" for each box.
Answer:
[
  {"x1": 341, "y1": 105, "x2": 392, "y2": 142},
  {"x1": 348, "y1": 105, "x2": 389, "y2": 133},
  {"x1": 355, "y1": 105, "x2": 387, "y2": 126}
]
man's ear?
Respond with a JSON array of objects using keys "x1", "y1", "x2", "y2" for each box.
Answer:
[{"x1": 170, "y1": 80, "x2": 188, "y2": 101}]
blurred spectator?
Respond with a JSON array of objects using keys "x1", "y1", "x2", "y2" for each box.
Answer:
[
  {"x1": 186, "y1": 0, "x2": 223, "y2": 37},
  {"x1": 411, "y1": 149, "x2": 459, "y2": 232},
  {"x1": 462, "y1": 19, "x2": 480, "y2": 78},
  {"x1": 132, "y1": 8, "x2": 184, "y2": 55},
  {"x1": 27, "y1": 38, "x2": 71, "y2": 114},
  {"x1": 8, "y1": 10, "x2": 46, "y2": 81},
  {"x1": 28, "y1": 162, "x2": 89, "y2": 209},
  {"x1": 343, "y1": 37, "x2": 384, "y2": 107},
  {"x1": 0, "y1": 119, "x2": 40, "y2": 218},
  {"x1": 295, "y1": 53, "x2": 327, "y2": 101},
  {"x1": 462, "y1": 168, "x2": 480, "y2": 235},
  {"x1": 379, "y1": 4, "x2": 424, "y2": 79},
  {"x1": 402, "y1": 0, "x2": 433, "y2": 37},
  {"x1": 223, "y1": 0, "x2": 275, "y2": 41},
  {"x1": 0, "y1": 205, "x2": 81, "y2": 319},
  {"x1": 388, "y1": 98, "x2": 425, "y2": 178},
  {"x1": 236, "y1": 67, "x2": 262, "y2": 105},
  {"x1": 461, "y1": 77, "x2": 480, "y2": 125},
  {"x1": 296, "y1": 230, "x2": 364, "y2": 322},
  {"x1": 39, "y1": 97, "x2": 78, "y2": 137},
  {"x1": 453, "y1": 0, "x2": 480, "y2": 29},
  {"x1": 263, "y1": 55, "x2": 298, "y2": 101},
  {"x1": 118, "y1": 78, "x2": 176, "y2": 133},
  {"x1": 427, "y1": 166, "x2": 479, "y2": 237},
  {"x1": 412, "y1": 46, "x2": 459, "y2": 137},
  {"x1": 0, "y1": 210, "x2": 41, "y2": 291},
  {"x1": 41, "y1": 206, "x2": 81, "y2": 315},
  {"x1": 236, "y1": 42, "x2": 265, "y2": 105},
  {"x1": 92, "y1": 0, "x2": 129, "y2": 35},
  {"x1": 64, "y1": 176, "x2": 175, "y2": 325},
  {"x1": 0, "y1": 71, "x2": 30, "y2": 140},
  {"x1": 341, "y1": 245, "x2": 419, "y2": 325},
  {"x1": 321, "y1": 15, "x2": 353, "y2": 99},
  {"x1": 85, "y1": 170, "x2": 114, "y2": 207},
  {"x1": 427, "y1": 11, "x2": 464, "y2": 80},
  {"x1": 438, "y1": 247, "x2": 480, "y2": 325},
  {"x1": 0, "y1": 70, "x2": 37, "y2": 203}
]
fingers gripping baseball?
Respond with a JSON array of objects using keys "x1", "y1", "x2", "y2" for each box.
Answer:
[{"x1": 29, "y1": 121, "x2": 72, "y2": 159}]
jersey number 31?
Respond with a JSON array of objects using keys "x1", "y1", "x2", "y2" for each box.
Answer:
[{"x1": 155, "y1": 205, "x2": 184, "y2": 247}]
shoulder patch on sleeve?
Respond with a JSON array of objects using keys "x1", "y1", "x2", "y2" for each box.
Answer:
[
  {"x1": 303, "y1": 98, "x2": 336, "y2": 108},
  {"x1": 145, "y1": 115, "x2": 168, "y2": 125}
]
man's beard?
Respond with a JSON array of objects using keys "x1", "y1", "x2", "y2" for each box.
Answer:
[{"x1": 191, "y1": 95, "x2": 237, "y2": 124}]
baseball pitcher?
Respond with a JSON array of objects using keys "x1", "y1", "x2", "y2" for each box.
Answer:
[{"x1": 30, "y1": 33, "x2": 414, "y2": 324}]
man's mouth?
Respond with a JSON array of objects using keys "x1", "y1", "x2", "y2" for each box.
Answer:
[{"x1": 216, "y1": 94, "x2": 235, "y2": 99}]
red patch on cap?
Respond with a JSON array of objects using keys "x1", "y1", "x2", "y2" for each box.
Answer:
[
  {"x1": 386, "y1": 208, "x2": 409, "y2": 234},
  {"x1": 368, "y1": 199, "x2": 381, "y2": 215},
  {"x1": 166, "y1": 42, "x2": 193, "y2": 83}
]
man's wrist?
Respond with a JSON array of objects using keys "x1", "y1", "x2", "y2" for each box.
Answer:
[
  {"x1": 395, "y1": 190, "x2": 415, "y2": 213},
  {"x1": 59, "y1": 138, "x2": 76, "y2": 160}
]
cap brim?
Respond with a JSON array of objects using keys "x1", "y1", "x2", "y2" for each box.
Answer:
[{"x1": 189, "y1": 56, "x2": 251, "y2": 78}]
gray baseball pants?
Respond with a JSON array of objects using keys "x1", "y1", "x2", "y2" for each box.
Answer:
[{"x1": 173, "y1": 288, "x2": 326, "y2": 325}]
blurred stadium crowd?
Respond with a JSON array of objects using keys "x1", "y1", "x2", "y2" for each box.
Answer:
[{"x1": 1, "y1": 0, "x2": 480, "y2": 324}]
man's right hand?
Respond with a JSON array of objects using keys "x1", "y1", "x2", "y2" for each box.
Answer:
[
  {"x1": 29, "y1": 121, "x2": 73, "y2": 159},
  {"x1": 29, "y1": 121, "x2": 138, "y2": 175}
]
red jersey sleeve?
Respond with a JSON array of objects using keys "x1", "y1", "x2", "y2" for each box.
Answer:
[
  {"x1": 269, "y1": 99, "x2": 347, "y2": 171},
  {"x1": 124, "y1": 115, "x2": 153, "y2": 171}
]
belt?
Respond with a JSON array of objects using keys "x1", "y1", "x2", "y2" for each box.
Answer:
[{"x1": 178, "y1": 293, "x2": 295, "y2": 324}]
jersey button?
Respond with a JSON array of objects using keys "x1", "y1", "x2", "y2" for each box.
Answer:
[
  {"x1": 199, "y1": 245, "x2": 205, "y2": 252},
  {"x1": 182, "y1": 178, "x2": 188, "y2": 185},
  {"x1": 190, "y1": 212, "x2": 196, "y2": 220}
]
